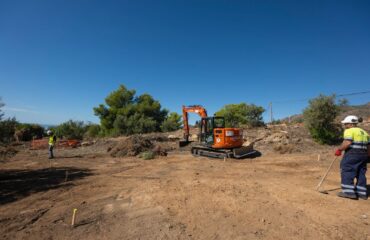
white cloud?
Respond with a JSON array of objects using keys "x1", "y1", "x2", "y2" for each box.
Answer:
[{"x1": 3, "y1": 107, "x2": 40, "y2": 114}]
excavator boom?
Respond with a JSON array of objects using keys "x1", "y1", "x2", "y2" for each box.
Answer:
[{"x1": 181, "y1": 105, "x2": 207, "y2": 143}]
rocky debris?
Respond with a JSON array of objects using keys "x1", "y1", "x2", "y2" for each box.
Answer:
[
  {"x1": 152, "y1": 145, "x2": 168, "y2": 156},
  {"x1": 167, "y1": 135, "x2": 179, "y2": 141},
  {"x1": 81, "y1": 141, "x2": 95, "y2": 147},
  {"x1": 273, "y1": 144, "x2": 295, "y2": 154},
  {"x1": 109, "y1": 135, "x2": 153, "y2": 157},
  {"x1": 0, "y1": 145, "x2": 18, "y2": 160},
  {"x1": 242, "y1": 141, "x2": 254, "y2": 148},
  {"x1": 107, "y1": 133, "x2": 178, "y2": 158},
  {"x1": 144, "y1": 133, "x2": 169, "y2": 142},
  {"x1": 264, "y1": 132, "x2": 289, "y2": 144},
  {"x1": 242, "y1": 124, "x2": 327, "y2": 154}
]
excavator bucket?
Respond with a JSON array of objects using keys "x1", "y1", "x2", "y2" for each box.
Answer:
[{"x1": 179, "y1": 140, "x2": 192, "y2": 147}]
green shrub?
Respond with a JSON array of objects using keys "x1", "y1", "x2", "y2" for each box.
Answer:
[
  {"x1": 15, "y1": 123, "x2": 44, "y2": 141},
  {"x1": 0, "y1": 98, "x2": 4, "y2": 121},
  {"x1": 139, "y1": 151, "x2": 155, "y2": 160},
  {"x1": 85, "y1": 124, "x2": 101, "y2": 138},
  {"x1": 0, "y1": 117, "x2": 18, "y2": 143},
  {"x1": 271, "y1": 119, "x2": 282, "y2": 125},
  {"x1": 292, "y1": 117, "x2": 304, "y2": 124},
  {"x1": 55, "y1": 120, "x2": 87, "y2": 140},
  {"x1": 303, "y1": 94, "x2": 340, "y2": 144}
]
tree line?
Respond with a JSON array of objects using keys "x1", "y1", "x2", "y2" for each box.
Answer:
[{"x1": 0, "y1": 84, "x2": 351, "y2": 144}]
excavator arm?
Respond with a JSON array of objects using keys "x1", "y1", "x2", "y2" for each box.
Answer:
[{"x1": 182, "y1": 105, "x2": 207, "y2": 142}]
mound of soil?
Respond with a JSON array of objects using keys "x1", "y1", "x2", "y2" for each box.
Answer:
[
  {"x1": 243, "y1": 124, "x2": 328, "y2": 154},
  {"x1": 109, "y1": 135, "x2": 153, "y2": 157}
]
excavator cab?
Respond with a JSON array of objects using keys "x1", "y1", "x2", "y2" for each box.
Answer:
[{"x1": 200, "y1": 117, "x2": 225, "y2": 146}]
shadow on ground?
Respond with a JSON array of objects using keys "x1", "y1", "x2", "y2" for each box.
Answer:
[{"x1": 0, "y1": 167, "x2": 92, "y2": 205}]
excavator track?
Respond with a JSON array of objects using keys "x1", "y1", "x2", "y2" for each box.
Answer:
[
  {"x1": 191, "y1": 145, "x2": 257, "y2": 159},
  {"x1": 191, "y1": 146, "x2": 232, "y2": 159}
]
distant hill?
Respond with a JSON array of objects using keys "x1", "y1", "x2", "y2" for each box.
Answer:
[
  {"x1": 338, "y1": 102, "x2": 370, "y2": 122},
  {"x1": 279, "y1": 102, "x2": 370, "y2": 124}
]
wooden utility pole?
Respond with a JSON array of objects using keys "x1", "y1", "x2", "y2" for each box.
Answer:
[{"x1": 269, "y1": 102, "x2": 273, "y2": 123}]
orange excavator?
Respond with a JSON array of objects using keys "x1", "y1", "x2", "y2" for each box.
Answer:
[{"x1": 180, "y1": 105, "x2": 256, "y2": 159}]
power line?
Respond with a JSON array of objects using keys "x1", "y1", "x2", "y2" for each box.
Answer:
[
  {"x1": 337, "y1": 90, "x2": 370, "y2": 97},
  {"x1": 268, "y1": 90, "x2": 370, "y2": 123},
  {"x1": 272, "y1": 90, "x2": 370, "y2": 104}
]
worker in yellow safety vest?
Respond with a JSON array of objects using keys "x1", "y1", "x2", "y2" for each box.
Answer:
[
  {"x1": 335, "y1": 115, "x2": 369, "y2": 200},
  {"x1": 47, "y1": 130, "x2": 56, "y2": 159}
]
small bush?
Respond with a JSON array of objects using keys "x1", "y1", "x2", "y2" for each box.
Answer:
[
  {"x1": 292, "y1": 117, "x2": 304, "y2": 124},
  {"x1": 55, "y1": 120, "x2": 87, "y2": 140},
  {"x1": 303, "y1": 94, "x2": 340, "y2": 144},
  {"x1": 139, "y1": 151, "x2": 155, "y2": 160},
  {"x1": 85, "y1": 124, "x2": 101, "y2": 138},
  {"x1": 273, "y1": 144, "x2": 294, "y2": 154},
  {"x1": 271, "y1": 119, "x2": 282, "y2": 125},
  {"x1": 15, "y1": 123, "x2": 44, "y2": 141},
  {"x1": 0, "y1": 117, "x2": 18, "y2": 143}
]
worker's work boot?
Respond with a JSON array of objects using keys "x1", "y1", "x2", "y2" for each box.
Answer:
[
  {"x1": 358, "y1": 195, "x2": 368, "y2": 200},
  {"x1": 337, "y1": 192, "x2": 358, "y2": 200}
]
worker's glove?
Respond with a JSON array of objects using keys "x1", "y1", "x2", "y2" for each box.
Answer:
[{"x1": 334, "y1": 149, "x2": 342, "y2": 156}]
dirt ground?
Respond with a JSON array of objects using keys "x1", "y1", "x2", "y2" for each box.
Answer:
[{"x1": 0, "y1": 139, "x2": 369, "y2": 240}]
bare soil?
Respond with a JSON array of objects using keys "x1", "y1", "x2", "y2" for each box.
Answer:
[
  {"x1": 1, "y1": 137, "x2": 369, "y2": 240},
  {"x1": 2, "y1": 122, "x2": 370, "y2": 240}
]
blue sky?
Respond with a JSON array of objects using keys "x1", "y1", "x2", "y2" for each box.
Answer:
[{"x1": 1, "y1": 0, "x2": 369, "y2": 125}]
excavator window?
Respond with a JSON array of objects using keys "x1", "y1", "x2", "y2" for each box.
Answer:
[
  {"x1": 199, "y1": 118, "x2": 213, "y2": 145},
  {"x1": 214, "y1": 117, "x2": 225, "y2": 128},
  {"x1": 207, "y1": 119, "x2": 213, "y2": 132},
  {"x1": 205, "y1": 118, "x2": 214, "y2": 145}
]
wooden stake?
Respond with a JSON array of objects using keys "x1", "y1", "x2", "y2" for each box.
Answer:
[
  {"x1": 71, "y1": 208, "x2": 77, "y2": 226},
  {"x1": 317, "y1": 154, "x2": 321, "y2": 162}
]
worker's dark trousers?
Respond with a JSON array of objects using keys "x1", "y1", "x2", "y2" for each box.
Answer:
[
  {"x1": 49, "y1": 145, "x2": 54, "y2": 159},
  {"x1": 340, "y1": 151, "x2": 367, "y2": 197}
]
